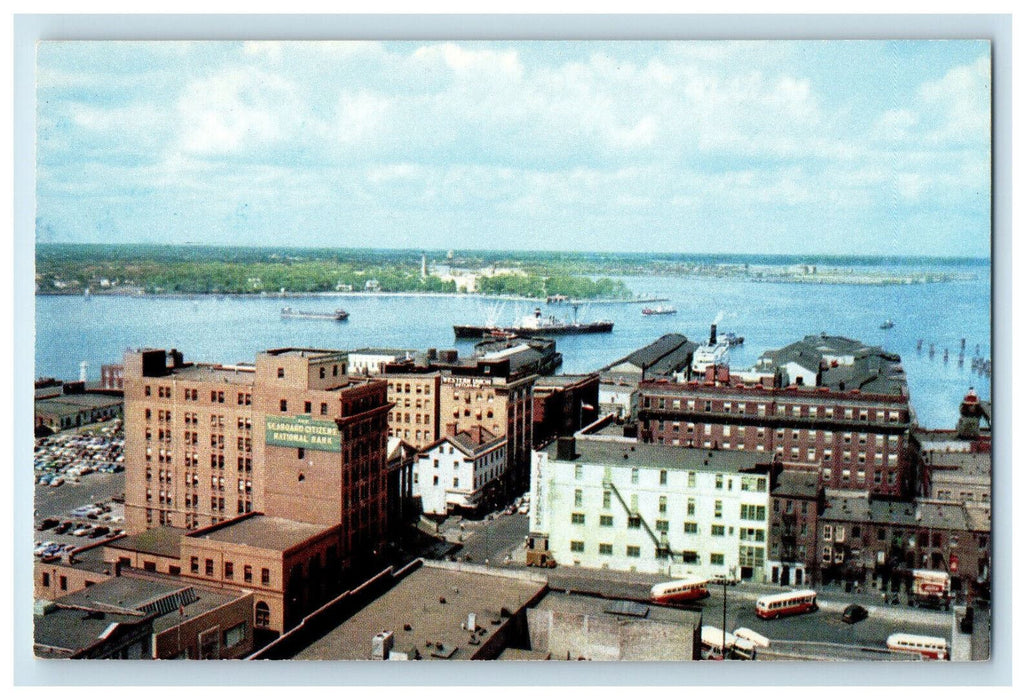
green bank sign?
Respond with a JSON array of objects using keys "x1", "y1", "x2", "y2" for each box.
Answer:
[{"x1": 265, "y1": 415, "x2": 341, "y2": 452}]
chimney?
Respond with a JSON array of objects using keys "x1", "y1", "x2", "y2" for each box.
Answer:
[
  {"x1": 710, "y1": 324, "x2": 718, "y2": 346},
  {"x1": 446, "y1": 422, "x2": 458, "y2": 438},
  {"x1": 556, "y1": 436, "x2": 576, "y2": 461}
]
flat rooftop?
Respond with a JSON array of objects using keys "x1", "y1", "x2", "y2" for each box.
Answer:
[
  {"x1": 546, "y1": 438, "x2": 773, "y2": 474},
  {"x1": 191, "y1": 516, "x2": 332, "y2": 552},
  {"x1": 533, "y1": 590, "x2": 702, "y2": 628},
  {"x1": 106, "y1": 527, "x2": 186, "y2": 559},
  {"x1": 534, "y1": 374, "x2": 596, "y2": 389},
  {"x1": 169, "y1": 365, "x2": 256, "y2": 385},
  {"x1": 262, "y1": 348, "x2": 348, "y2": 359},
  {"x1": 34, "y1": 607, "x2": 149, "y2": 658},
  {"x1": 292, "y1": 564, "x2": 548, "y2": 660},
  {"x1": 54, "y1": 574, "x2": 244, "y2": 634}
]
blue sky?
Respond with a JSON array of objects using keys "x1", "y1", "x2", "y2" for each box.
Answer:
[{"x1": 35, "y1": 40, "x2": 991, "y2": 257}]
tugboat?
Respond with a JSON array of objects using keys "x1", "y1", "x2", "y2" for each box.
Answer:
[
  {"x1": 454, "y1": 306, "x2": 613, "y2": 338},
  {"x1": 642, "y1": 305, "x2": 677, "y2": 316},
  {"x1": 880, "y1": 319, "x2": 895, "y2": 330},
  {"x1": 280, "y1": 307, "x2": 349, "y2": 321},
  {"x1": 716, "y1": 331, "x2": 744, "y2": 346}
]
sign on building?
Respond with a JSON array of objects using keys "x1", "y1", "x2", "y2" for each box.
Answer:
[{"x1": 265, "y1": 415, "x2": 341, "y2": 452}]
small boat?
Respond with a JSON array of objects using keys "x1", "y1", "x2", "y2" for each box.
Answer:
[
  {"x1": 880, "y1": 319, "x2": 895, "y2": 329},
  {"x1": 642, "y1": 305, "x2": 677, "y2": 316},
  {"x1": 281, "y1": 307, "x2": 349, "y2": 321},
  {"x1": 716, "y1": 332, "x2": 744, "y2": 346}
]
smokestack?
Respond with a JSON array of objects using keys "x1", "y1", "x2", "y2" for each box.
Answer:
[{"x1": 710, "y1": 324, "x2": 717, "y2": 346}]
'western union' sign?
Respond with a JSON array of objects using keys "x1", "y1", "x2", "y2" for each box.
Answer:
[{"x1": 265, "y1": 415, "x2": 341, "y2": 452}]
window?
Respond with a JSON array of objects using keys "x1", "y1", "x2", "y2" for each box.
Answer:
[
  {"x1": 823, "y1": 525, "x2": 833, "y2": 541},
  {"x1": 656, "y1": 520, "x2": 669, "y2": 533},
  {"x1": 627, "y1": 516, "x2": 641, "y2": 529},
  {"x1": 453, "y1": 477, "x2": 459, "y2": 487},
  {"x1": 190, "y1": 556, "x2": 199, "y2": 574},
  {"x1": 712, "y1": 524, "x2": 725, "y2": 536},
  {"x1": 710, "y1": 553, "x2": 724, "y2": 566},
  {"x1": 277, "y1": 367, "x2": 285, "y2": 378},
  {"x1": 42, "y1": 573, "x2": 50, "y2": 587},
  {"x1": 715, "y1": 475, "x2": 723, "y2": 489},
  {"x1": 304, "y1": 401, "x2": 312, "y2": 413},
  {"x1": 280, "y1": 399, "x2": 288, "y2": 412},
  {"x1": 714, "y1": 500, "x2": 723, "y2": 519},
  {"x1": 600, "y1": 515, "x2": 613, "y2": 527},
  {"x1": 631, "y1": 468, "x2": 639, "y2": 484},
  {"x1": 627, "y1": 546, "x2": 641, "y2": 558},
  {"x1": 686, "y1": 498, "x2": 696, "y2": 516},
  {"x1": 684, "y1": 521, "x2": 698, "y2": 534},
  {"x1": 225, "y1": 562, "x2": 234, "y2": 579},
  {"x1": 683, "y1": 551, "x2": 699, "y2": 564},
  {"x1": 205, "y1": 559, "x2": 214, "y2": 576},
  {"x1": 255, "y1": 602, "x2": 271, "y2": 627},
  {"x1": 571, "y1": 513, "x2": 585, "y2": 525},
  {"x1": 687, "y1": 471, "x2": 696, "y2": 488},
  {"x1": 602, "y1": 491, "x2": 611, "y2": 509},
  {"x1": 574, "y1": 464, "x2": 583, "y2": 480},
  {"x1": 261, "y1": 568, "x2": 271, "y2": 585},
  {"x1": 599, "y1": 543, "x2": 613, "y2": 556},
  {"x1": 60, "y1": 576, "x2": 68, "y2": 591},
  {"x1": 574, "y1": 489, "x2": 583, "y2": 507},
  {"x1": 570, "y1": 540, "x2": 585, "y2": 553},
  {"x1": 659, "y1": 469, "x2": 667, "y2": 485},
  {"x1": 224, "y1": 623, "x2": 246, "y2": 648}
]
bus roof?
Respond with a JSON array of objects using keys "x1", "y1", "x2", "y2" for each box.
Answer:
[
  {"x1": 887, "y1": 633, "x2": 948, "y2": 646},
  {"x1": 755, "y1": 589, "x2": 817, "y2": 604},
  {"x1": 650, "y1": 576, "x2": 708, "y2": 593}
]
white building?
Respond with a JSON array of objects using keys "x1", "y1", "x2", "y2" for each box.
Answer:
[
  {"x1": 413, "y1": 427, "x2": 508, "y2": 516},
  {"x1": 347, "y1": 349, "x2": 414, "y2": 377},
  {"x1": 530, "y1": 436, "x2": 774, "y2": 581}
]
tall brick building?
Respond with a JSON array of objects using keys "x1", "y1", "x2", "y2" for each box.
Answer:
[
  {"x1": 119, "y1": 347, "x2": 392, "y2": 635},
  {"x1": 637, "y1": 334, "x2": 915, "y2": 498}
]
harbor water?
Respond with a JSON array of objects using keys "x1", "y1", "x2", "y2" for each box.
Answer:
[{"x1": 34, "y1": 262, "x2": 991, "y2": 429}]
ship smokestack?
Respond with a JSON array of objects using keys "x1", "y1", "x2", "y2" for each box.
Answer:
[{"x1": 710, "y1": 324, "x2": 717, "y2": 346}]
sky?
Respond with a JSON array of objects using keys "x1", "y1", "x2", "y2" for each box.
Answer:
[{"x1": 35, "y1": 40, "x2": 992, "y2": 257}]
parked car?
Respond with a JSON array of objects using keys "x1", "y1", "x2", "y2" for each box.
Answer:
[
  {"x1": 72, "y1": 525, "x2": 92, "y2": 537},
  {"x1": 841, "y1": 604, "x2": 869, "y2": 624},
  {"x1": 90, "y1": 526, "x2": 110, "y2": 538},
  {"x1": 517, "y1": 503, "x2": 530, "y2": 515},
  {"x1": 54, "y1": 521, "x2": 73, "y2": 535},
  {"x1": 36, "y1": 518, "x2": 60, "y2": 531}
]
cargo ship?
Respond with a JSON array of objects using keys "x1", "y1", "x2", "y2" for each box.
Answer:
[
  {"x1": 454, "y1": 307, "x2": 613, "y2": 338},
  {"x1": 280, "y1": 307, "x2": 349, "y2": 321},
  {"x1": 642, "y1": 305, "x2": 677, "y2": 316}
]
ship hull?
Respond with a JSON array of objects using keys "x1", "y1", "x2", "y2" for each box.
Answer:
[{"x1": 453, "y1": 321, "x2": 613, "y2": 338}]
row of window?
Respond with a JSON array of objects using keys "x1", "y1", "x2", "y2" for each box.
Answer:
[
  {"x1": 569, "y1": 540, "x2": 728, "y2": 566},
  {"x1": 572, "y1": 465, "x2": 766, "y2": 493},
  {"x1": 279, "y1": 399, "x2": 331, "y2": 415},
  {"x1": 190, "y1": 556, "x2": 271, "y2": 585},
  {"x1": 643, "y1": 395, "x2": 903, "y2": 423}
]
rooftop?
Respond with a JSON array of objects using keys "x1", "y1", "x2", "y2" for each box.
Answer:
[
  {"x1": 821, "y1": 495, "x2": 990, "y2": 533},
  {"x1": 106, "y1": 527, "x2": 186, "y2": 559},
  {"x1": 599, "y1": 334, "x2": 695, "y2": 377},
  {"x1": 772, "y1": 470, "x2": 822, "y2": 500},
  {"x1": 261, "y1": 348, "x2": 348, "y2": 359},
  {"x1": 758, "y1": 334, "x2": 907, "y2": 397},
  {"x1": 291, "y1": 563, "x2": 547, "y2": 660},
  {"x1": 534, "y1": 373, "x2": 597, "y2": 390},
  {"x1": 54, "y1": 575, "x2": 244, "y2": 634},
  {"x1": 545, "y1": 437, "x2": 773, "y2": 474},
  {"x1": 168, "y1": 364, "x2": 256, "y2": 385},
  {"x1": 34, "y1": 607, "x2": 150, "y2": 658},
  {"x1": 190, "y1": 515, "x2": 333, "y2": 553},
  {"x1": 36, "y1": 393, "x2": 123, "y2": 409}
]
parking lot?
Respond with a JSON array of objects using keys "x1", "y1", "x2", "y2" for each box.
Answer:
[{"x1": 33, "y1": 420, "x2": 127, "y2": 560}]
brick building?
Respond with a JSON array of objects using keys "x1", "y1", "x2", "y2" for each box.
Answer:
[
  {"x1": 767, "y1": 470, "x2": 823, "y2": 586},
  {"x1": 532, "y1": 373, "x2": 600, "y2": 448},
  {"x1": 116, "y1": 347, "x2": 393, "y2": 637},
  {"x1": 817, "y1": 492, "x2": 990, "y2": 598},
  {"x1": 637, "y1": 334, "x2": 915, "y2": 498}
]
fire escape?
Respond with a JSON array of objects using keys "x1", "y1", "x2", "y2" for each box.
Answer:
[{"x1": 604, "y1": 478, "x2": 671, "y2": 561}]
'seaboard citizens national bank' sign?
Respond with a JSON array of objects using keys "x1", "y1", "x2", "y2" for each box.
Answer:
[{"x1": 265, "y1": 415, "x2": 341, "y2": 452}]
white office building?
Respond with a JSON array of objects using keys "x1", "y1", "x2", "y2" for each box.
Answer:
[
  {"x1": 530, "y1": 436, "x2": 774, "y2": 581},
  {"x1": 413, "y1": 427, "x2": 507, "y2": 516}
]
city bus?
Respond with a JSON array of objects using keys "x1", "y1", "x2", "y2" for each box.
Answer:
[
  {"x1": 754, "y1": 589, "x2": 819, "y2": 619},
  {"x1": 650, "y1": 576, "x2": 710, "y2": 605},
  {"x1": 886, "y1": 633, "x2": 950, "y2": 660},
  {"x1": 701, "y1": 626, "x2": 756, "y2": 660}
]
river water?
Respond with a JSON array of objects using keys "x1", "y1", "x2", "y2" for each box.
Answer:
[{"x1": 34, "y1": 263, "x2": 991, "y2": 429}]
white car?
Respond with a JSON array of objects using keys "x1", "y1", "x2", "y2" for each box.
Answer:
[{"x1": 517, "y1": 503, "x2": 530, "y2": 515}]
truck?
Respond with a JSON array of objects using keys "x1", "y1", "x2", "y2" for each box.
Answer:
[{"x1": 910, "y1": 569, "x2": 951, "y2": 610}]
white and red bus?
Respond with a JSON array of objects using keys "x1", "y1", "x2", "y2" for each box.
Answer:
[
  {"x1": 755, "y1": 589, "x2": 819, "y2": 619},
  {"x1": 886, "y1": 633, "x2": 950, "y2": 660},
  {"x1": 650, "y1": 576, "x2": 710, "y2": 604}
]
